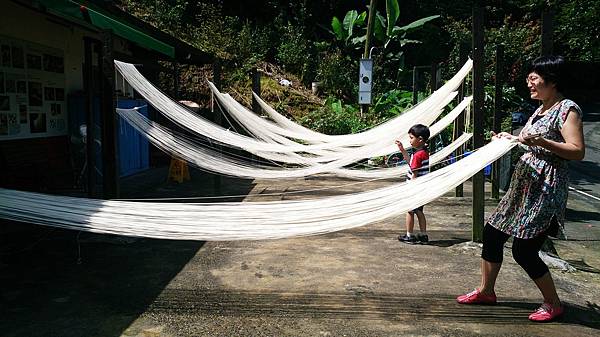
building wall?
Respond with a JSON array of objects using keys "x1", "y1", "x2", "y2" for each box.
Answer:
[
  {"x1": 0, "y1": 1, "x2": 137, "y2": 192},
  {"x1": 0, "y1": 1, "x2": 87, "y2": 94},
  {"x1": 1, "y1": 1, "x2": 133, "y2": 95}
]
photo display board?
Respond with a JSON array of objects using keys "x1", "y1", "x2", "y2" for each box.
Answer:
[{"x1": 0, "y1": 35, "x2": 66, "y2": 139}]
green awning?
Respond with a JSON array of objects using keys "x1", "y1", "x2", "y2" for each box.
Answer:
[
  {"x1": 84, "y1": 6, "x2": 175, "y2": 58},
  {"x1": 35, "y1": 0, "x2": 175, "y2": 58}
]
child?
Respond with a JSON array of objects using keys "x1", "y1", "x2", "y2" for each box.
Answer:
[{"x1": 394, "y1": 124, "x2": 430, "y2": 244}]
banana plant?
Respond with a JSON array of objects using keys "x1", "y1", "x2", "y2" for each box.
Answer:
[
  {"x1": 331, "y1": 0, "x2": 439, "y2": 51},
  {"x1": 331, "y1": 10, "x2": 367, "y2": 46}
]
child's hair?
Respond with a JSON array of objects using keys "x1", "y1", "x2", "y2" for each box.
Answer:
[{"x1": 408, "y1": 124, "x2": 430, "y2": 141}]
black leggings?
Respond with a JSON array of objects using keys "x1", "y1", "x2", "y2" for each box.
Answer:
[{"x1": 481, "y1": 224, "x2": 549, "y2": 280}]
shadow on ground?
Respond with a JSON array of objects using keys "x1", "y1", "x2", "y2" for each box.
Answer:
[
  {"x1": 566, "y1": 208, "x2": 600, "y2": 223},
  {"x1": 569, "y1": 160, "x2": 600, "y2": 186},
  {"x1": 146, "y1": 288, "x2": 600, "y2": 329},
  {"x1": 0, "y1": 224, "x2": 205, "y2": 337}
]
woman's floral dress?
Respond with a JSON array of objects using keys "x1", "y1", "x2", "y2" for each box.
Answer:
[{"x1": 487, "y1": 99, "x2": 582, "y2": 239}]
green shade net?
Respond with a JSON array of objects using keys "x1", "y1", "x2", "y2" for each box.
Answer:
[{"x1": 34, "y1": 0, "x2": 175, "y2": 58}]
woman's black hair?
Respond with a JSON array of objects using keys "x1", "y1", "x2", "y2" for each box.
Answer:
[
  {"x1": 408, "y1": 124, "x2": 430, "y2": 141},
  {"x1": 528, "y1": 55, "x2": 565, "y2": 92}
]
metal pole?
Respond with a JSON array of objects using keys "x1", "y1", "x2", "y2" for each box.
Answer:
[
  {"x1": 492, "y1": 44, "x2": 504, "y2": 200},
  {"x1": 472, "y1": 4, "x2": 485, "y2": 242}
]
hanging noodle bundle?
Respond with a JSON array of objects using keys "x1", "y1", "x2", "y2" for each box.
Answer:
[{"x1": 0, "y1": 139, "x2": 516, "y2": 241}]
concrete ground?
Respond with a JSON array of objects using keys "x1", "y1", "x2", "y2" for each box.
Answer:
[{"x1": 1, "y1": 168, "x2": 599, "y2": 337}]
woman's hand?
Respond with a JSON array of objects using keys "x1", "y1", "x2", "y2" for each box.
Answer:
[
  {"x1": 519, "y1": 133, "x2": 546, "y2": 147},
  {"x1": 491, "y1": 131, "x2": 515, "y2": 140}
]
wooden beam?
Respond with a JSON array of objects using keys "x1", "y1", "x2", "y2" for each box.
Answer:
[
  {"x1": 430, "y1": 62, "x2": 438, "y2": 91},
  {"x1": 83, "y1": 37, "x2": 96, "y2": 197},
  {"x1": 472, "y1": 4, "x2": 485, "y2": 242},
  {"x1": 173, "y1": 61, "x2": 179, "y2": 99},
  {"x1": 251, "y1": 68, "x2": 261, "y2": 114},
  {"x1": 100, "y1": 29, "x2": 119, "y2": 199},
  {"x1": 412, "y1": 66, "x2": 418, "y2": 105},
  {"x1": 454, "y1": 42, "x2": 469, "y2": 197},
  {"x1": 360, "y1": 0, "x2": 378, "y2": 117},
  {"x1": 541, "y1": 9, "x2": 554, "y2": 56},
  {"x1": 492, "y1": 44, "x2": 504, "y2": 200},
  {"x1": 212, "y1": 59, "x2": 222, "y2": 194}
]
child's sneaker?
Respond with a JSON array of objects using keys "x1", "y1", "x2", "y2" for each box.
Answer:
[
  {"x1": 416, "y1": 233, "x2": 429, "y2": 244},
  {"x1": 398, "y1": 234, "x2": 418, "y2": 244}
]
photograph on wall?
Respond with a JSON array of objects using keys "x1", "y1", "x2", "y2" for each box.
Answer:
[
  {"x1": 8, "y1": 113, "x2": 19, "y2": 134},
  {"x1": 0, "y1": 95, "x2": 9, "y2": 111},
  {"x1": 0, "y1": 114, "x2": 7, "y2": 135},
  {"x1": 28, "y1": 81, "x2": 42, "y2": 106},
  {"x1": 0, "y1": 72, "x2": 3, "y2": 93},
  {"x1": 6, "y1": 79, "x2": 15, "y2": 93},
  {"x1": 29, "y1": 112, "x2": 46, "y2": 133},
  {"x1": 16, "y1": 80, "x2": 26, "y2": 94},
  {"x1": 16, "y1": 93, "x2": 27, "y2": 105},
  {"x1": 1, "y1": 45, "x2": 10, "y2": 67},
  {"x1": 19, "y1": 104, "x2": 27, "y2": 123},
  {"x1": 44, "y1": 86, "x2": 55, "y2": 101},
  {"x1": 50, "y1": 102, "x2": 62, "y2": 116},
  {"x1": 26, "y1": 54, "x2": 42, "y2": 70},
  {"x1": 11, "y1": 46, "x2": 24, "y2": 69},
  {"x1": 55, "y1": 87, "x2": 64, "y2": 101},
  {"x1": 49, "y1": 118, "x2": 66, "y2": 132},
  {"x1": 43, "y1": 54, "x2": 64, "y2": 73}
]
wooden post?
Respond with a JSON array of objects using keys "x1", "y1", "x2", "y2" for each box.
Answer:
[
  {"x1": 212, "y1": 59, "x2": 222, "y2": 194},
  {"x1": 173, "y1": 61, "x2": 179, "y2": 98},
  {"x1": 83, "y1": 37, "x2": 96, "y2": 197},
  {"x1": 430, "y1": 62, "x2": 438, "y2": 92},
  {"x1": 454, "y1": 42, "x2": 468, "y2": 197},
  {"x1": 360, "y1": 0, "x2": 377, "y2": 117},
  {"x1": 541, "y1": 9, "x2": 554, "y2": 56},
  {"x1": 100, "y1": 29, "x2": 119, "y2": 199},
  {"x1": 492, "y1": 44, "x2": 504, "y2": 200},
  {"x1": 472, "y1": 4, "x2": 485, "y2": 242},
  {"x1": 251, "y1": 68, "x2": 261, "y2": 114},
  {"x1": 412, "y1": 66, "x2": 418, "y2": 105}
]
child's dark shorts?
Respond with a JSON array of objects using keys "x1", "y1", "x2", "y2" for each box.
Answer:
[{"x1": 409, "y1": 205, "x2": 424, "y2": 214}]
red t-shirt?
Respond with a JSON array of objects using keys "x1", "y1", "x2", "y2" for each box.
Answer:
[{"x1": 408, "y1": 148, "x2": 429, "y2": 179}]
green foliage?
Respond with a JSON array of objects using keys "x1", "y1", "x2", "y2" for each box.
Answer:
[
  {"x1": 482, "y1": 84, "x2": 527, "y2": 131},
  {"x1": 370, "y1": 89, "x2": 414, "y2": 121},
  {"x1": 330, "y1": 0, "x2": 439, "y2": 51},
  {"x1": 331, "y1": 10, "x2": 367, "y2": 44},
  {"x1": 315, "y1": 50, "x2": 356, "y2": 99},
  {"x1": 300, "y1": 97, "x2": 367, "y2": 135},
  {"x1": 555, "y1": 0, "x2": 600, "y2": 61},
  {"x1": 276, "y1": 24, "x2": 315, "y2": 85}
]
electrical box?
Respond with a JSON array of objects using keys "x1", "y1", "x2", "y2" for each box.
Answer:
[{"x1": 358, "y1": 58, "x2": 373, "y2": 104}]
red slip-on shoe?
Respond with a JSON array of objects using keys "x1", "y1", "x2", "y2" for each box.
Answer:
[
  {"x1": 528, "y1": 303, "x2": 564, "y2": 322},
  {"x1": 456, "y1": 289, "x2": 497, "y2": 305}
]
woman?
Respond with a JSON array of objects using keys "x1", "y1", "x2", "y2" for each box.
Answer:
[{"x1": 456, "y1": 55, "x2": 585, "y2": 322}]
